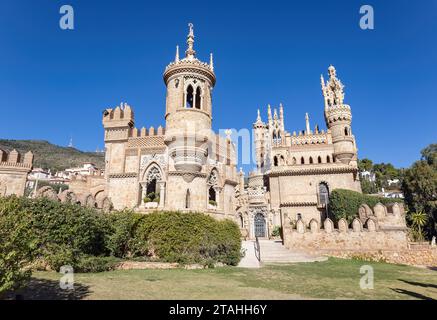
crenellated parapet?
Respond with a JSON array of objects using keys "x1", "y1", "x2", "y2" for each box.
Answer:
[
  {"x1": 102, "y1": 103, "x2": 135, "y2": 142},
  {"x1": 0, "y1": 149, "x2": 33, "y2": 170}
]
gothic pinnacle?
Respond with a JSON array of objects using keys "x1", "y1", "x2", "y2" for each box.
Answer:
[
  {"x1": 185, "y1": 22, "x2": 196, "y2": 59},
  {"x1": 175, "y1": 45, "x2": 180, "y2": 62}
]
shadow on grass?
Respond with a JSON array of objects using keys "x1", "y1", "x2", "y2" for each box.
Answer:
[
  {"x1": 390, "y1": 288, "x2": 434, "y2": 300},
  {"x1": 8, "y1": 277, "x2": 91, "y2": 300},
  {"x1": 398, "y1": 279, "x2": 437, "y2": 289}
]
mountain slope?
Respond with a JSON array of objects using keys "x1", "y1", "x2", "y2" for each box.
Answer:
[{"x1": 0, "y1": 139, "x2": 105, "y2": 172}]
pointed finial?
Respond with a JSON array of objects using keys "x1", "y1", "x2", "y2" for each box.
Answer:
[
  {"x1": 320, "y1": 74, "x2": 325, "y2": 88},
  {"x1": 210, "y1": 53, "x2": 214, "y2": 71},
  {"x1": 175, "y1": 45, "x2": 180, "y2": 62},
  {"x1": 267, "y1": 104, "x2": 272, "y2": 120},
  {"x1": 186, "y1": 22, "x2": 196, "y2": 59},
  {"x1": 274, "y1": 108, "x2": 278, "y2": 119},
  {"x1": 256, "y1": 109, "x2": 261, "y2": 122},
  {"x1": 305, "y1": 113, "x2": 311, "y2": 134},
  {"x1": 328, "y1": 65, "x2": 336, "y2": 78}
]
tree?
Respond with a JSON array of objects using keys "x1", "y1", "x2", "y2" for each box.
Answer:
[
  {"x1": 402, "y1": 144, "x2": 437, "y2": 239},
  {"x1": 421, "y1": 144, "x2": 437, "y2": 167},
  {"x1": 358, "y1": 158, "x2": 373, "y2": 172},
  {"x1": 408, "y1": 211, "x2": 428, "y2": 241},
  {"x1": 373, "y1": 163, "x2": 400, "y2": 190}
]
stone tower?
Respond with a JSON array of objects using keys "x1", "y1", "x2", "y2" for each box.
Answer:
[
  {"x1": 321, "y1": 65, "x2": 357, "y2": 164},
  {"x1": 163, "y1": 23, "x2": 216, "y2": 173}
]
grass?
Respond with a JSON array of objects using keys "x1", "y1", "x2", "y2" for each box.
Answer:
[{"x1": 11, "y1": 258, "x2": 437, "y2": 300}]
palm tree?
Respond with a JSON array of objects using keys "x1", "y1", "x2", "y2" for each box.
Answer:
[{"x1": 408, "y1": 211, "x2": 428, "y2": 241}]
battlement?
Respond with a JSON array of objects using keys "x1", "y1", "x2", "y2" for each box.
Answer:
[
  {"x1": 289, "y1": 130, "x2": 330, "y2": 146},
  {"x1": 130, "y1": 126, "x2": 166, "y2": 137},
  {"x1": 102, "y1": 102, "x2": 135, "y2": 129},
  {"x1": 0, "y1": 149, "x2": 33, "y2": 169}
]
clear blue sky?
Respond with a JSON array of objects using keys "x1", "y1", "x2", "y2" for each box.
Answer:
[{"x1": 1, "y1": 0, "x2": 436, "y2": 170}]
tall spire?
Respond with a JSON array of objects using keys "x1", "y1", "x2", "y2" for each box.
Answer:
[
  {"x1": 256, "y1": 109, "x2": 262, "y2": 122},
  {"x1": 305, "y1": 113, "x2": 311, "y2": 134},
  {"x1": 185, "y1": 22, "x2": 196, "y2": 59},
  {"x1": 209, "y1": 53, "x2": 214, "y2": 71},
  {"x1": 279, "y1": 103, "x2": 284, "y2": 130},
  {"x1": 175, "y1": 45, "x2": 180, "y2": 62},
  {"x1": 267, "y1": 104, "x2": 272, "y2": 122}
]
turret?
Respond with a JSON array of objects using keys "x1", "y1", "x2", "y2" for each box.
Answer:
[
  {"x1": 321, "y1": 65, "x2": 357, "y2": 164},
  {"x1": 163, "y1": 23, "x2": 215, "y2": 133},
  {"x1": 163, "y1": 23, "x2": 215, "y2": 172},
  {"x1": 253, "y1": 109, "x2": 266, "y2": 170},
  {"x1": 102, "y1": 102, "x2": 135, "y2": 174}
]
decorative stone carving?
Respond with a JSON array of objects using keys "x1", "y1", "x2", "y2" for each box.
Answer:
[{"x1": 140, "y1": 154, "x2": 166, "y2": 170}]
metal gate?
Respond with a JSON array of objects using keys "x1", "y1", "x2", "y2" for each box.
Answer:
[{"x1": 254, "y1": 213, "x2": 266, "y2": 238}]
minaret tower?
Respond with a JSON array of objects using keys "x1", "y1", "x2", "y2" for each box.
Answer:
[{"x1": 321, "y1": 65, "x2": 357, "y2": 164}]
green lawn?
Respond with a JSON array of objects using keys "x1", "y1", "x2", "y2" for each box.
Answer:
[{"x1": 12, "y1": 258, "x2": 437, "y2": 300}]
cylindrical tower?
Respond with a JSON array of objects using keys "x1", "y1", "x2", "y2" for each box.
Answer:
[
  {"x1": 163, "y1": 23, "x2": 216, "y2": 172},
  {"x1": 321, "y1": 65, "x2": 357, "y2": 164}
]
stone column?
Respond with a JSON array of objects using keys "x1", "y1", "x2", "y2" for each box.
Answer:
[
  {"x1": 158, "y1": 181, "x2": 166, "y2": 208},
  {"x1": 214, "y1": 186, "x2": 222, "y2": 211},
  {"x1": 140, "y1": 182, "x2": 147, "y2": 207}
]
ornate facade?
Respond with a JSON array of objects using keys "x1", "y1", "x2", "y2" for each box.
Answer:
[
  {"x1": 101, "y1": 24, "x2": 239, "y2": 218},
  {"x1": 236, "y1": 65, "x2": 362, "y2": 239}
]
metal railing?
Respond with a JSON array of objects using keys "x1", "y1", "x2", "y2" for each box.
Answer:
[{"x1": 254, "y1": 236, "x2": 261, "y2": 262}]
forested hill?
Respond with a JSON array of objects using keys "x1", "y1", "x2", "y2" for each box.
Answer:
[{"x1": 0, "y1": 139, "x2": 105, "y2": 172}]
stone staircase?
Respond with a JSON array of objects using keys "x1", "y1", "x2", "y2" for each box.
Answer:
[{"x1": 238, "y1": 240, "x2": 327, "y2": 268}]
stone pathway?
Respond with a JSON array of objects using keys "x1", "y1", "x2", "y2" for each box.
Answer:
[{"x1": 238, "y1": 240, "x2": 327, "y2": 268}]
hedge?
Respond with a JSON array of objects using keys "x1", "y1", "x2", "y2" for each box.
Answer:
[
  {"x1": 0, "y1": 196, "x2": 242, "y2": 295},
  {"x1": 329, "y1": 189, "x2": 403, "y2": 223}
]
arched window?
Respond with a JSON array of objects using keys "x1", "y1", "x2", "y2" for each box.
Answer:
[
  {"x1": 318, "y1": 183, "x2": 329, "y2": 207},
  {"x1": 209, "y1": 186, "x2": 216, "y2": 203},
  {"x1": 318, "y1": 156, "x2": 322, "y2": 164},
  {"x1": 274, "y1": 156, "x2": 279, "y2": 167},
  {"x1": 185, "y1": 189, "x2": 191, "y2": 209},
  {"x1": 195, "y1": 87, "x2": 202, "y2": 109},
  {"x1": 186, "y1": 85, "x2": 194, "y2": 108},
  {"x1": 280, "y1": 155, "x2": 285, "y2": 165},
  {"x1": 309, "y1": 157, "x2": 314, "y2": 164},
  {"x1": 239, "y1": 214, "x2": 244, "y2": 228},
  {"x1": 344, "y1": 126, "x2": 349, "y2": 136},
  {"x1": 292, "y1": 157, "x2": 297, "y2": 165},
  {"x1": 146, "y1": 178, "x2": 157, "y2": 196},
  {"x1": 327, "y1": 155, "x2": 331, "y2": 163},
  {"x1": 301, "y1": 157, "x2": 305, "y2": 164}
]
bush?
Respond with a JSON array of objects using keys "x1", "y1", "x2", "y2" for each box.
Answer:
[
  {"x1": 0, "y1": 196, "x2": 37, "y2": 295},
  {"x1": 0, "y1": 196, "x2": 242, "y2": 294},
  {"x1": 75, "y1": 256, "x2": 121, "y2": 273},
  {"x1": 132, "y1": 212, "x2": 242, "y2": 266},
  {"x1": 271, "y1": 226, "x2": 282, "y2": 238},
  {"x1": 329, "y1": 189, "x2": 403, "y2": 223}
]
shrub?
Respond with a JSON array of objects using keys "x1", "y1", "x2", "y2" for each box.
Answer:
[
  {"x1": 74, "y1": 256, "x2": 121, "y2": 273},
  {"x1": 271, "y1": 226, "x2": 282, "y2": 238},
  {"x1": 0, "y1": 196, "x2": 37, "y2": 295},
  {"x1": 329, "y1": 189, "x2": 403, "y2": 223},
  {"x1": 132, "y1": 212, "x2": 242, "y2": 265}
]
